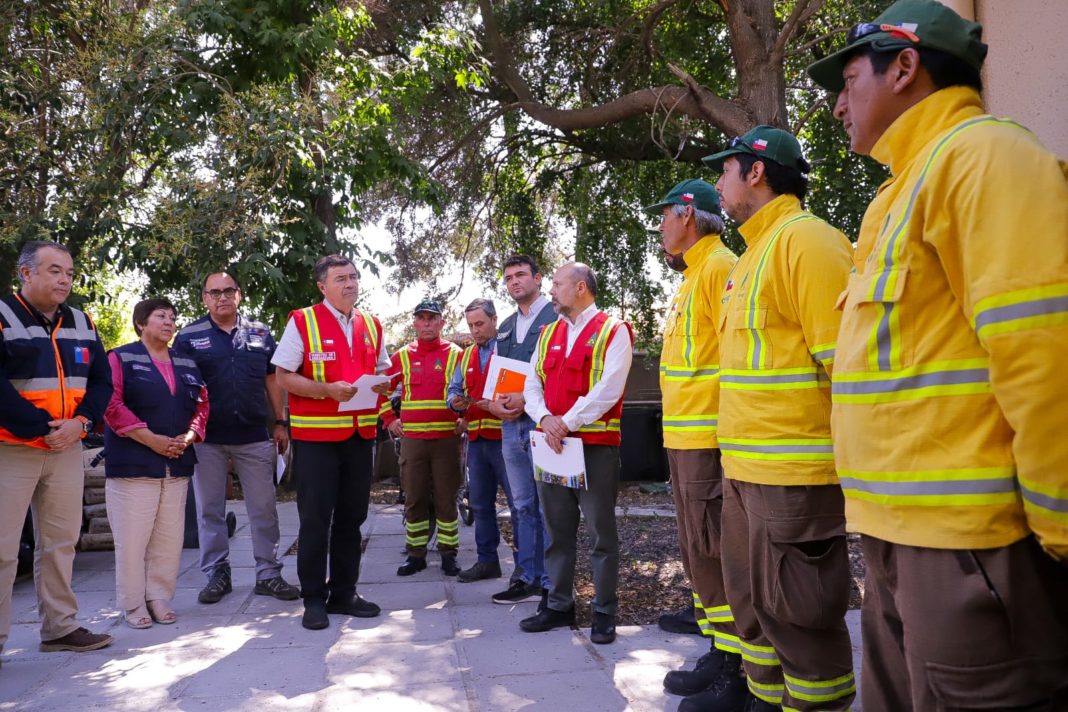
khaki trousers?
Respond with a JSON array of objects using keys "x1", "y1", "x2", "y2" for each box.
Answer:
[
  {"x1": 399, "y1": 436, "x2": 462, "y2": 556},
  {"x1": 0, "y1": 443, "x2": 84, "y2": 648},
  {"x1": 106, "y1": 476, "x2": 189, "y2": 612},
  {"x1": 721, "y1": 479, "x2": 856, "y2": 710},
  {"x1": 861, "y1": 535, "x2": 1068, "y2": 711},
  {"x1": 667, "y1": 448, "x2": 739, "y2": 649}
]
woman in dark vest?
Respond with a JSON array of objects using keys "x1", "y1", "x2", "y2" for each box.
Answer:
[{"x1": 103, "y1": 298, "x2": 208, "y2": 628}]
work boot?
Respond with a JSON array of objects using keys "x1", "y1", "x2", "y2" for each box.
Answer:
[
  {"x1": 658, "y1": 602, "x2": 701, "y2": 635},
  {"x1": 664, "y1": 646, "x2": 727, "y2": 696},
  {"x1": 741, "y1": 695, "x2": 780, "y2": 712},
  {"x1": 198, "y1": 570, "x2": 232, "y2": 604},
  {"x1": 441, "y1": 553, "x2": 460, "y2": 576},
  {"x1": 254, "y1": 576, "x2": 300, "y2": 601},
  {"x1": 590, "y1": 612, "x2": 616, "y2": 644},
  {"x1": 397, "y1": 556, "x2": 428, "y2": 576},
  {"x1": 326, "y1": 594, "x2": 381, "y2": 618},
  {"x1": 677, "y1": 652, "x2": 747, "y2": 712},
  {"x1": 457, "y1": 560, "x2": 502, "y2": 583}
]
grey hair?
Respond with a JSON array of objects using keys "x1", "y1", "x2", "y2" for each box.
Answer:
[
  {"x1": 465, "y1": 298, "x2": 496, "y2": 318},
  {"x1": 314, "y1": 254, "x2": 358, "y2": 283},
  {"x1": 571, "y1": 263, "x2": 599, "y2": 298},
  {"x1": 672, "y1": 204, "x2": 725, "y2": 237},
  {"x1": 17, "y1": 241, "x2": 70, "y2": 283}
]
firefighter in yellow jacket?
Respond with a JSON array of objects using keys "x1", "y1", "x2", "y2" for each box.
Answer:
[
  {"x1": 642, "y1": 179, "x2": 742, "y2": 709},
  {"x1": 702, "y1": 127, "x2": 856, "y2": 712},
  {"x1": 808, "y1": 0, "x2": 1068, "y2": 708}
]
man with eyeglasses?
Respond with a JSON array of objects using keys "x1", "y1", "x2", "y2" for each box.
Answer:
[
  {"x1": 175, "y1": 272, "x2": 299, "y2": 606},
  {"x1": 807, "y1": 0, "x2": 1068, "y2": 708},
  {"x1": 700, "y1": 127, "x2": 855, "y2": 712}
]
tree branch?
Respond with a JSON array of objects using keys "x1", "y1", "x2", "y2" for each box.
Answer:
[
  {"x1": 772, "y1": 0, "x2": 825, "y2": 61},
  {"x1": 792, "y1": 94, "x2": 829, "y2": 134}
]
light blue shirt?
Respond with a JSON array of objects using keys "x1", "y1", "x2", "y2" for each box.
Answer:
[{"x1": 447, "y1": 340, "x2": 496, "y2": 406}]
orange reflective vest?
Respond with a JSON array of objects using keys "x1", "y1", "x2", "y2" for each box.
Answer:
[
  {"x1": 381, "y1": 339, "x2": 462, "y2": 440},
  {"x1": 459, "y1": 344, "x2": 501, "y2": 441},
  {"x1": 533, "y1": 311, "x2": 631, "y2": 446},
  {"x1": 0, "y1": 293, "x2": 102, "y2": 449},
  {"x1": 287, "y1": 303, "x2": 382, "y2": 442}
]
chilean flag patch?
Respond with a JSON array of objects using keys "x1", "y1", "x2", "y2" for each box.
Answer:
[
  {"x1": 73, "y1": 347, "x2": 90, "y2": 364},
  {"x1": 726, "y1": 279, "x2": 734, "y2": 291},
  {"x1": 752, "y1": 139, "x2": 768, "y2": 151},
  {"x1": 681, "y1": 193, "x2": 694, "y2": 202}
]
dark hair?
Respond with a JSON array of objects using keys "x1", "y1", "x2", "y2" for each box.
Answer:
[
  {"x1": 736, "y1": 153, "x2": 809, "y2": 201},
  {"x1": 132, "y1": 298, "x2": 177, "y2": 337},
  {"x1": 202, "y1": 271, "x2": 241, "y2": 291},
  {"x1": 853, "y1": 45, "x2": 982, "y2": 92},
  {"x1": 502, "y1": 254, "x2": 540, "y2": 276},
  {"x1": 314, "y1": 254, "x2": 359, "y2": 283},
  {"x1": 572, "y1": 263, "x2": 599, "y2": 298},
  {"x1": 16, "y1": 241, "x2": 71, "y2": 283},
  {"x1": 465, "y1": 298, "x2": 497, "y2": 318}
]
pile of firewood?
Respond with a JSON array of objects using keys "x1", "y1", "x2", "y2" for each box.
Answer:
[{"x1": 79, "y1": 448, "x2": 113, "y2": 551}]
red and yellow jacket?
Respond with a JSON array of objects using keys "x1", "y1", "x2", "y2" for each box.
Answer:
[
  {"x1": 287, "y1": 303, "x2": 383, "y2": 442},
  {"x1": 459, "y1": 344, "x2": 502, "y2": 441},
  {"x1": 381, "y1": 338, "x2": 462, "y2": 439}
]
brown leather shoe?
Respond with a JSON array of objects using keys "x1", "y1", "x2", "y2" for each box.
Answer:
[{"x1": 39, "y1": 627, "x2": 113, "y2": 652}]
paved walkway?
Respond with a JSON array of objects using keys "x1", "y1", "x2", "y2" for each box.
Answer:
[{"x1": 2, "y1": 502, "x2": 862, "y2": 711}]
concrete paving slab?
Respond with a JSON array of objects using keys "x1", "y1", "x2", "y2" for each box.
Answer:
[
  {"x1": 168, "y1": 689, "x2": 320, "y2": 712},
  {"x1": 170, "y1": 585, "x2": 253, "y2": 617},
  {"x1": 174, "y1": 644, "x2": 333, "y2": 699},
  {"x1": 318, "y1": 681, "x2": 470, "y2": 712},
  {"x1": 470, "y1": 668, "x2": 630, "y2": 711},
  {"x1": 338, "y1": 606, "x2": 456, "y2": 644},
  {"x1": 356, "y1": 581, "x2": 449, "y2": 611},
  {"x1": 233, "y1": 610, "x2": 344, "y2": 650},
  {"x1": 459, "y1": 627, "x2": 601, "y2": 678},
  {"x1": 363, "y1": 533, "x2": 408, "y2": 551},
  {"x1": 326, "y1": 639, "x2": 462, "y2": 690}
]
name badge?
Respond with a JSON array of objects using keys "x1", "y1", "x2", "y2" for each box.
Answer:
[{"x1": 309, "y1": 351, "x2": 336, "y2": 362}]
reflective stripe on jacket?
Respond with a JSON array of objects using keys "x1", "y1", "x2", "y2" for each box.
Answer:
[
  {"x1": 660, "y1": 235, "x2": 737, "y2": 449},
  {"x1": 717, "y1": 194, "x2": 852, "y2": 485},
  {"x1": 831, "y1": 87, "x2": 1068, "y2": 557},
  {"x1": 533, "y1": 310, "x2": 630, "y2": 446},
  {"x1": 288, "y1": 303, "x2": 382, "y2": 442}
]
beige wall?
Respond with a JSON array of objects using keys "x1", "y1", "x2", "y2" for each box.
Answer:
[{"x1": 976, "y1": 0, "x2": 1068, "y2": 158}]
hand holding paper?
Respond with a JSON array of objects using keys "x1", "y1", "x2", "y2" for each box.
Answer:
[{"x1": 338, "y1": 374, "x2": 390, "y2": 412}]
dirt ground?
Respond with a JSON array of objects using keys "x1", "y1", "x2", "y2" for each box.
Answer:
[{"x1": 279, "y1": 480, "x2": 865, "y2": 625}]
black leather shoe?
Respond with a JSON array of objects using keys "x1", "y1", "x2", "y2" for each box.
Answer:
[
  {"x1": 742, "y1": 695, "x2": 780, "y2": 712},
  {"x1": 658, "y1": 602, "x2": 701, "y2": 635},
  {"x1": 397, "y1": 556, "x2": 428, "y2": 576},
  {"x1": 677, "y1": 653, "x2": 747, "y2": 712},
  {"x1": 326, "y1": 595, "x2": 381, "y2": 618},
  {"x1": 492, "y1": 580, "x2": 541, "y2": 604},
  {"x1": 664, "y1": 647, "x2": 727, "y2": 696},
  {"x1": 590, "y1": 612, "x2": 616, "y2": 644},
  {"x1": 301, "y1": 601, "x2": 329, "y2": 630},
  {"x1": 441, "y1": 553, "x2": 461, "y2": 576},
  {"x1": 519, "y1": 606, "x2": 575, "y2": 633},
  {"x1": 457, "y1": 560, "x2": 502, "y2": 583}
]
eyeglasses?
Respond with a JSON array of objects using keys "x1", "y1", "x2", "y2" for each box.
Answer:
[
  {"x1": 726, "y1": 135, "x2": 751, "y2": 150},
  {"x1": 847, "y1": 22, "x2": 921, "y2": 46},
  {"x1": 204, "y1": 288, "x2": 239, "y2": 300}
]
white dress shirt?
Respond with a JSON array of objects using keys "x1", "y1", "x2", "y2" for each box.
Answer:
[
  {"x1": 524, "y1": 302, "x2": 632, "y2": 433},
  {"x1": 271, "y1": 300, "x2": 391, "y2": 374},
  {"x1": 514, "y1": 294, "x2": 551, "y2": 343}
]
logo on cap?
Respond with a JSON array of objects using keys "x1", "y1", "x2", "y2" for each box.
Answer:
[
  {"x1": 752, "y1": 139, "x2": 768, "y2": 151},
  {"x1": 682, "y1": 193, "x2": 694, "y2": 202}
]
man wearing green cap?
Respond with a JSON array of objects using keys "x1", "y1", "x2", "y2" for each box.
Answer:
[
  {"x1": 808, "y1": 0, "x2": 1068, "y2": 709},
  {"x1": 701, "y1": 127, "x2": 856, "y2": 712},
  {"x1": 642, "y1": 180, "x2": 741, "y2": 706}
]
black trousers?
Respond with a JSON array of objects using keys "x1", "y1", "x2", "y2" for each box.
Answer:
[{"x1": 293, "y1": 433, "x2": 373, "y2": 603}]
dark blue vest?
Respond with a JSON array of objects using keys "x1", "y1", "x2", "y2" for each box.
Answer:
[
  {"x1": 104, "y1": 342, "x2": 204, "y2": 478},
  {"x1": 495, "y1": 300, "x2": 558, "y2": 363}
]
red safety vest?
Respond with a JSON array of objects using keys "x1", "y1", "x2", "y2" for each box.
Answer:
[
  {"x1": 459, "y1": 344, "x2": 502, "y2": 442},
  {"x1": 533, "y1": 311, "x2": 630, "y2": 446},
  {"x1": 0, "y1": 293, "x2": 99, "y2": 449},
  {"x1": 383, "y1": 339, "x2": 461, "y2": 440},
  {"x1": 288, "y1": 303, "x2": 382, "y2": 442}
]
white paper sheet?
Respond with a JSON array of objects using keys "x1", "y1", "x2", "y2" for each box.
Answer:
[
  {"x1": 481, "y1": 355, "x2": 534, "y2": 401},
  {"x1": 529, "y1": 431, "x2": 587, "y2": 489},
  {"x1": 275, "y1": 453, "x2": 287, "y2": 486},
  {"x1": 338, "y1": 374, "x2": 390, "y2": 412}
]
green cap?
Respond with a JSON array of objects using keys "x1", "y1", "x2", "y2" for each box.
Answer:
[
  {"x1": 642, "y1": 178, "x2": 722, "y2": 215},
  {"x1": 702, "y1": 125, "x2": 808, "y2": 173},
  {"x1": 807, "y1": 0, "x2": 987, "y2": 92},
  {"x1": 413, "y1": 300, "x2": 443, "y2": 316}
]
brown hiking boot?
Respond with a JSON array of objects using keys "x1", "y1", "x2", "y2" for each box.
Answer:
[{"x1": 39, "y1": 627, "x2": 113, "y2": 652}]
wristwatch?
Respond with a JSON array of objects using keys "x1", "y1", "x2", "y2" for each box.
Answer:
[
  {"x1": 75, "y1": 415, "x2": 93, "y2": 433},
  {"x1": 274, "y1": 419, "x2": 289, "y2": 426}
]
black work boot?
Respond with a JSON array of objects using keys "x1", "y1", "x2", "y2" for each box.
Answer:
[
  {"x1": 198, "y1": 570, "x2": 232, "y2": 604},
  {"x1": 440, "y1": 553, "x2": 460, "y2": 576},
  {"x1": 677, "y1": 652, "x2": 748, "y2": 712},
  {"x1": 658, "y1": 601, "x2": 701, "y2": 635},
  {"x1": 664, "y1": 645, "x2": 727, "y2": 696}
]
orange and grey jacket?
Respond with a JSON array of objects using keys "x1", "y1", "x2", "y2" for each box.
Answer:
[
  {"x1": 831, "y1": 87, "x2": 1068, "y2": 559},
  {"x1": 0, "y1": 292, "x2": 112, "y2": 448}
]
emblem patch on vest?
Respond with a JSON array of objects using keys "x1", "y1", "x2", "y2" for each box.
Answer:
[
  {"x1": 309, "y1": 351, "x2": 336, "y2": 362},
  {"x1": 585, "y1": 335, "x2": 597, "y2": 348},
  {"x1": 190, "y1": 337, "x2": 212, "y2": 350},
  {"x1": 434, "y1": 360, "x2": 443, "y2": 371},
  {"x1": 73, "y1": 346, "x2": 90, "y2": 363}
]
